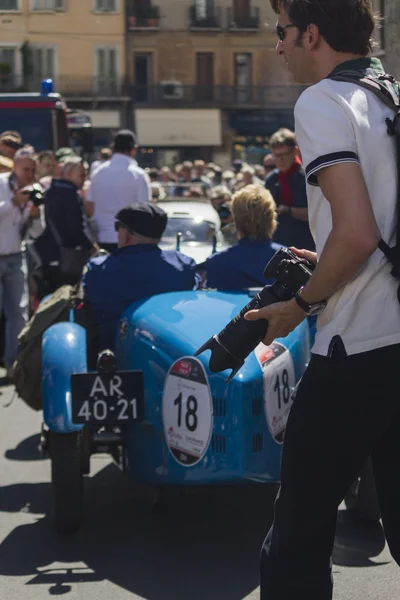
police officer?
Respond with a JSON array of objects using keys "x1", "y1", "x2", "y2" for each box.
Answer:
[
  {"x1": 198, "y1": 184, "x2": 280, "y2": 289},
  {"x1": 245, "y1": 1, "x2": 400, "y2": 598},
  {"x1": 83, "y1": 203, "x2": 198, "y2": 350}
]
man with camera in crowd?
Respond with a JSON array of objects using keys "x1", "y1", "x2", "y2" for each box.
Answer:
[
  {"x1": 243, "y1": 0, "x2": 400, "y2": 598},
  {"x1": 0, "y1": 147, "x2": 43, "y2": 378},
  {"x1": 34, "y1": 157, "x2": 94, "y2": 299}
]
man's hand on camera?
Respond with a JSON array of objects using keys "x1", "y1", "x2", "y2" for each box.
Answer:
[
  {"x1": 290, "y1": 246, "x2": 317, "y2": 264},
  {"x1": 244, "y1": 298, "x2": 306, "y2": 346},
  {"x1": 28, "y1": 204, "x2": 41, "y2": 219}
]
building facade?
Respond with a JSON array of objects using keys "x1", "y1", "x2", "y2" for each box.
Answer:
[
  {"x1": 381, "y1": 0, "x2": 399, "y2": 78},
  {"x1": 0, "y1": 0, "x2": 127, "y2": 150},
  {"x1": 126, "y1": 0, "x2": 306, "y2": 168}
]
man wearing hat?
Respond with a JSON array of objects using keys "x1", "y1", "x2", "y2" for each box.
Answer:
[
  {"x1": 83, "y1": 203, "x2": 198, "y2": 350},
  {"x1": 0, "y1": 131, "x2": 23, "y2": 160},
  {"x1": 85, "y1": 130, "x2": 151, "y2": 254}
]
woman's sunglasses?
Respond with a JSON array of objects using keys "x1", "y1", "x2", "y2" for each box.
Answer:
[{"x1": 276, "y1": 23, "x2": 297, "y2": 42}]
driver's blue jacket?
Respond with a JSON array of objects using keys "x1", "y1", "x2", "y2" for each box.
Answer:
[
  {"x1": 83, "y1": 244, "x2": 198, "y2": 350},
  {"x1": 198, "y1": 238, "x2": 282, "y2": 289}
]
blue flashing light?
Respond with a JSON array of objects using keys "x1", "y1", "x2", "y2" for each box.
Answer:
[{"x1": 41, "y1": 79, "x2": 54, "y2": 95}]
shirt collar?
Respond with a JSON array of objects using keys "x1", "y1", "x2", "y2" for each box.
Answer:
[
  {"x1": 238, "y1": 238, "x2": 272, "y2": 247},
  {"x1": 115, "y1": 244, "x2": 159, "y2": 256},
  {"x1": 329, "y1": 56, "x2": 384, "y2": 78},
  {"x1": 111, "y1": 153, "x2": 136, "y2": 166}
]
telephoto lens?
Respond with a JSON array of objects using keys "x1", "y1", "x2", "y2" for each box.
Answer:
[{"x1": 195, "y1": 248, "x2": 315, "y2": 382}]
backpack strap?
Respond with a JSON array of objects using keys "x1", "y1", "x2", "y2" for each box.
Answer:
[
  {"x1": 330, "y1": 70, "x2": 400, "y2": 111},
  {"x1": 330, "y1": 69, "x2": 400, "y2": 278}
]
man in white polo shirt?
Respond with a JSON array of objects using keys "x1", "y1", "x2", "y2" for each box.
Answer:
[
  {"x1": 244, "y1": 0, "x2": 400, "y2": 598},
  {"x1": 0, "y1": 147, "x2": 43, "y2": 379},
  {"x1": 85, "y1": 130, "x2": 151, "y2": 253}
]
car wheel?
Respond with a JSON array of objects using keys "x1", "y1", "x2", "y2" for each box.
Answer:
[
  {"x1": 50, "y1": 431, "x2": 83, "y2": 533},
  {"x1": 344, "y1": 457, "x2": 381, "y2": 523}
]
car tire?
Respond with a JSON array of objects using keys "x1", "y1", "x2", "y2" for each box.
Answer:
[
  {"x1": 344, "y1": 458, "x2": 381, "y2": 523},
  {"x1": 50, "y1": 431, "x2": 83, "y2": 533}
]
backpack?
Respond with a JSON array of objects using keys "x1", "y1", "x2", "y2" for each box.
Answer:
[
  {"x1": 12, "y1": 285, "x2": 91, "y2": 411},
  {"x1": 329, "y1": 69, "x2": 400, "y2": 288}
]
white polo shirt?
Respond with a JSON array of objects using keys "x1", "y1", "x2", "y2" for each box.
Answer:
[
  {"x1": 295, "y1": 57, "x2": 400, "y2": 356},
  {"x1": 87, "y1": 153, "x2": 151, "y2": 244},
  {"x1": 0, "y1": 172, "x2": 43, "y2": 256}
]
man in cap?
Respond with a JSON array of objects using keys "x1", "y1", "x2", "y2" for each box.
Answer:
[
  {"x1": 0, "y1": 131, "x2": 23, "y2": 160},
  {"x1": 85, "y1": 130, "x2": 151, "y2": 254},
  {"x1": 83, "y1": 203, "x2": 198, "y2": 350}
]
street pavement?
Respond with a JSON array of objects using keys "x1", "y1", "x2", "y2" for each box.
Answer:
[{"x1": 0, "y1": 375, "x2": 398, "y2": 600}]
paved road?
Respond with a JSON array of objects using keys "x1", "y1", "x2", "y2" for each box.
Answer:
[{"x1": 0, "y1": 376, "x2": 397, "y2": 600}]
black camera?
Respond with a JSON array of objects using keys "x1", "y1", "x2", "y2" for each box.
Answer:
[
  {"x1": 25, "y1": 184, "x2": 44, "y2": 207},
  {"x1": 195, "y1": 248, "x2": 315, "y2": 382}
]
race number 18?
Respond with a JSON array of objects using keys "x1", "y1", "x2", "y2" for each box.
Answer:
[
  {"x1": 273, "y1": 368, "x2": 291, "y2": 410},
  {"x1": 173, "y1": 392, "x2": 198, "y2": 432},
  {"x1": 163, "y1": 357, "x2": 213, "y2": 467}
]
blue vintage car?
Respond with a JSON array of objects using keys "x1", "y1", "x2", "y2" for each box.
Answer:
[{"x1": 41, "y1": 289, "x2": 311, "y2": 532}]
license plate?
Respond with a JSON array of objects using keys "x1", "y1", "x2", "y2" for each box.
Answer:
[{"x1": 71, "y1": 371, "x2": 144, "y2": 425}]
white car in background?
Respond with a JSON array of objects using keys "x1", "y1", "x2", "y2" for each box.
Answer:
[{"x1": 158, "y1": 200, "x2": 230, "y2": 264}]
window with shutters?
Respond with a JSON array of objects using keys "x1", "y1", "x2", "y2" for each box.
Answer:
[
  {"x1": 0, "y1": 45, "x2": 22, "y2": 88},
  {"x1": 0, "y1": 47, "x2": 16, "y2": 72},
  {"x1": 31, "y1": 46, "x2": 57, "y2": 84},
  {"x1": 95, "y1": 0, "x2": 117, "y2": 12},
  {"x1": 0, "y1": 0, "x2": 19, "y2": 10},
  {"x1": 95, "y1": 46, "x2": 118, "y2": 94},
  {"x1": 0, "y1": 47, "x2": 17, "y2": 87},
  {"x1": 32, "y1": 0, "x2": 65, "y2": 10}
]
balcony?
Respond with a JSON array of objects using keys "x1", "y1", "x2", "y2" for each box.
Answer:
[
  {"x1": 0, "y1": 75, "x2": 131, "y2": 100},
  {"x1": 132, "y1": 84, "x2": 307, "y2": 109},
  {"x1": 127, "y1": 4, "x2": 160, "y2": 30},
  {"x1": 227, "y1": 6, "x2": 260, "y2": 31},
  {"x1": 189, "y1": 5, "x2": 223, "y2": 31}
]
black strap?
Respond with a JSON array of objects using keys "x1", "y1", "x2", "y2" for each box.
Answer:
[
  {"x1": 330, "y1": 70, "x2": 400, "y2": 275},
  {"x1": 46, "y1": 216, "x2": 63, "y2": 247},
  {"x1": 331, "y1": 70, "x2": 400, "y2": 111}
]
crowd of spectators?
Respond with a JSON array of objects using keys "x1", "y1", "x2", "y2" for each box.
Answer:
[{"x1": 0, "y1": 124, "x2": 314, "y2": 381}]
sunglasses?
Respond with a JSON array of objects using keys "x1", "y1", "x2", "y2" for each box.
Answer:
[{"x1": 276, "y1": 23, "x2": 297, "y2": 41}]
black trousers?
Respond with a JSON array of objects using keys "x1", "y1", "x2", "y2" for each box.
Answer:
[{"x1": 260, "y1": 342, "x2": 400, "y2": 599}]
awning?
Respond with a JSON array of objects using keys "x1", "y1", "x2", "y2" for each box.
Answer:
[
  {"x1": 85, "y1": 110, "x2": 121, "y2": 129},
  {"x1": 135, "y1": 109, "x2": 222, "y2": 147}
]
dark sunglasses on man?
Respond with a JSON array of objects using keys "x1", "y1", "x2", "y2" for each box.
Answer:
[{"x1": 276, "y1": 23, "x2": 297, "y2": 42}]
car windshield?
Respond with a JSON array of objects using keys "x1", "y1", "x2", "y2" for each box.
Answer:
[{"x1": 161, "y1": 217, "x2": 217, "y2": 245}]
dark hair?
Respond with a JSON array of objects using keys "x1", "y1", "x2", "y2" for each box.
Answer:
[
  {"x1": 38, "y1": 150, "x2": 55, "y2": 162},
  {"x1": 148, "y1": 168, "x2": 159, "y2": 181},
  {"x1": 270, "y1": 0, "x2": 376, "y2": 55}
]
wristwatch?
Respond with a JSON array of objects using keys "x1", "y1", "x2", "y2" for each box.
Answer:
[{"x1": 294, "y1": 287, "x2": 327, "y2": 316}]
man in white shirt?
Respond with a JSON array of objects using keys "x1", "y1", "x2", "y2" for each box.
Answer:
[
  {"x1": 0, "y1": 147, "x2": 42, "y2": 378},
  {"x1": 244, "y1": 1, "x2": 400, "y2": 598},
  {"x1": 85, "y1": 130, "x2": 151, "y2": 253}
]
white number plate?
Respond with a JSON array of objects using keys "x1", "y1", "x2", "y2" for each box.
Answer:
[{"x1": 255, "y1": 342, "x2": 296, "y2": 444}]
